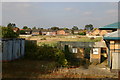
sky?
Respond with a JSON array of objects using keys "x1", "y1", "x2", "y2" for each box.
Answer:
[{"x1": 1, "y1": 2, "x2": 118, "y2": 29}]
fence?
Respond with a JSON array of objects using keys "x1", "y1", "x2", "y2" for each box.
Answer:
[{"x1": 1, "y1": 38, "x2": 25, "y2": 61}]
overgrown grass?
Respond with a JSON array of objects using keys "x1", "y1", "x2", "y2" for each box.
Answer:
[
  {"x1": 38, "y1": 42, "x2": 57, "y2": 47},
  {"x1": 37, "y1": 37, "x2": 102, "y2": 47}
]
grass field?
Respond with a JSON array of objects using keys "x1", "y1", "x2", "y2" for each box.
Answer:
[{"x1": 20, "y1": 35, "x2": 102, "y2": 46}]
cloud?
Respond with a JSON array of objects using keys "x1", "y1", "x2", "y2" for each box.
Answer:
[
  {"x1": 105, "y1": 9, "x2": 117, "y2": 14},
  {"x1": 64, "y1": 8, "x2": 73, "y2": 11},
  {"x1": 83, "y1": 11, "x2": 93, "y2": 16}
]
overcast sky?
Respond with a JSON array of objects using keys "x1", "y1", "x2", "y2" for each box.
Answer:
[{"x1": 2, "y1": 2, "x2": 118, "y2": 29}]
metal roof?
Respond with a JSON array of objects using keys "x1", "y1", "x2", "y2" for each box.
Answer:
[
  {"x1": 103, "y1": 30, "x2": 120, "y2": 40},
  {"x1": 99, "y1": 22, "x2": 120, "y2": 30}
]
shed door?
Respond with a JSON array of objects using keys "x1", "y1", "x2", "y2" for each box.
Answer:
[{"x1": 112, "y1": 52, "x2": 120, "y2": 69}]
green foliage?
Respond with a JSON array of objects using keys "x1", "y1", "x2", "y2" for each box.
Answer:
[
  {"x1": 85, "y1": 24, "x2": 94, "y2": 31},
  {"x1": 7, "y1": 23, "x2": 16, "y2": 28},
  {"x1": 25, "y1": 42, "x2": 68, "y2": 67},
  {"x1": 20, "y1": 30, "x2": 25, "y2": 34},
  {"x1": 78, "y1": 32, "x2": 86, "y2": 35},
  {"x1": 2, "y1": 27, "x2": 19, "y2": 38},
  {"x1": 55, "y1": 50, "x2": 68, "y2": 67},
  {"x1": 0, "y1": 26, "x2": 2, "y2": 38},
  {"x1": 72, "y1": 26, "x2": 79, "y2": 30},
  {"x1": 25, "y1": 40, "x2": 38, "y2": 58},
  {"x1": 51, "y1": 27, "x2": 59, "y2": 30},
  {"x1": 60, "y1": 27, "x2": 69, "y2": 30},
  {"x1": 32, "y1": 27, "x2": 36, "y2": 30},
  {"x1": 23, "y1": 26, "x2": 28, "y2": 29},
  {"x1": 40, "y1": 37, "x2": 46, "y2": 40}
]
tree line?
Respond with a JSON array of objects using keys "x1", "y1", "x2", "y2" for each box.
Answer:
[
  {"x1": 22, "y1": 24, "x2": 94, "y2": 31},
  {"x1": 1, "y1": 23, "x2": 94, "y2": 38}
]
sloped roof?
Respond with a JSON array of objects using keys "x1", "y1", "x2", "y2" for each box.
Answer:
[
  {"x1": 104, "y1": 29, "x2": 120, "y2": 40},
  {"x1": 99, "y1": 22, "x2": 120, "y2": 30}
]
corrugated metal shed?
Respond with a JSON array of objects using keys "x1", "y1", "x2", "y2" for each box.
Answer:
[{"x1": 2, "y1": 38, "x2": 25, "y2": 61}]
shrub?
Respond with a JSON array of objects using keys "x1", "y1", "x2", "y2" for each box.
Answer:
[
  {"x1": 78, "y1": 32, "x2": 86, "y2": 35},
  {"x1": 20, "y1": 30, "x2": 25, "y2": 34},
  {"x1": 25, "y1": 40, "x2": 38, "y2": 59},
  {"x1": 55, "y1": 50, "x2": 68, "y2": 67},
  {"x1": 2, "y1": 27, "x2": 19, "y2": 38},
  {"x1": 41, "y1": 37, "x2": 46, "y2": 40},
  {"x1": 25, "y1": 42, "x2": 68, "y2": 67}
]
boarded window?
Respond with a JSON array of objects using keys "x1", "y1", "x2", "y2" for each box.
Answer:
[{"x1": 72, "y1": 48, "x2": 77, "y2": 53}]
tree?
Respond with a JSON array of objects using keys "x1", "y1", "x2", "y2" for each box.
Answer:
[
  {"x1": 60, "y1": 28, "x2": 69, "y2": 30},
  {"x1": 32, "y1": 26, "x2": 36, "y2": 30},
  {"x1": 51, "y1": 27, "x2": 59, "y2": 30},
  {"x1": 84, "y1": 24, "x2": 94, "y2": 31},
  {"x1": 7, "y1": 23, "x2": 16, "y2": 28},
  {"x1": 72, "y1": 26, "x2": 78, "y2": 30},
  {"x1": 23, "y1": 26, "x2": 28, "y2": 29},
  {"x1": 20, "y1": 30, "x2": 25, "y2": 34},
  {"x1": 2, "y1": 27, "x2": 19, "y2": 38}
]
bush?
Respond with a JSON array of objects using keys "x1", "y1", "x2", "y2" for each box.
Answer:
[
  {"x1": 41, "y1": 37, "x2": 46, "y2": 40},
  {"x1": 20, "y1": 30, "x2": 25, "y2": 34},
  {"x1": 25, "y1": 42, "x2": 68, "y2": 67},
  {"x1": 78, "y1": 32, "x2": 86, "y2": 35},
  {"x1": 55, "y1": 50, "x2": 68, "y2": 67},
  {"x1": 25, "y1": 40, "x2": 38, "y2": 58},
  {"x1": 2, "y1": 27, "x2": 19, "y2": 38}
]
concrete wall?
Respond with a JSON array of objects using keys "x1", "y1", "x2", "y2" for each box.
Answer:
[
  {"x1": 1, "y1": 38, "x2": 25, "y2": 61},
  {"x1": 58, "y1": 41, "x2": 107, "y2": 63}
]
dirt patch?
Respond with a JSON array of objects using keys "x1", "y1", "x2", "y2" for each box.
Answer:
[
  {"x1": 3, "y1": 59, "x2": 118, "y2": 79},
  {"x1": 2, "y1": 59, "x2": 57, "y2": 78}
]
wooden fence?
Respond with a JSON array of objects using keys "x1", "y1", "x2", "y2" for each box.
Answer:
[{"x1": 1, "y1": 38, "x2": 25, "y2": 61}]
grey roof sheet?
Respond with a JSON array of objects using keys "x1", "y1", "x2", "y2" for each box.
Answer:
[{"x1": 104, "y1": 30, "x2": 120, "y2": 37}]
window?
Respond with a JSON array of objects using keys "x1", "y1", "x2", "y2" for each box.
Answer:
[
  {"x1": 93, "y1": 48, "x2": 98, "y2": 54},
  {"x1": 72, "y1": 48, "x2": 77, "y2": 53}
]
